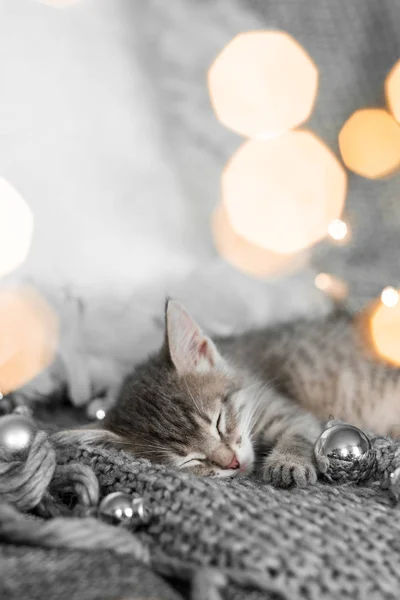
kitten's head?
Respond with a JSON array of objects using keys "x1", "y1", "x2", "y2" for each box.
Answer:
[{"x1": 100, "y1": 301, "x2": 255, "y2": 477}]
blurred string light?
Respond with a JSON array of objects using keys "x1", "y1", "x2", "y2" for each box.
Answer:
[
  {"x1": 385, "y1": 60, "x2": 400, "y2": 123},
  {"x1": 222, "y1": 131, "x2": 347, "y2": 255},
  {"x1": 338, "y1": 108, "x2": 400, "y2": 179},
  {"x1": 212, "y1": 204, "x2": 308, "y2": 278},
  {"x1": 96, "y1": 409, "x2": 106, "y2": 420},
  {"x1": 327, "y1": 218, "x2": 348, "y2": 242},
  {"x1": 208, "y1": 31, "x2": 318, "y2": 138},
  {"x1": 314, "y1": 273, "x2": 348, "y2": 301},
  {"x1": 380, "y1": 286, "x2": 399, "y2": 308},
  {"x1": 0, "y1": 178, "x2": 33, "y2": 278},
  {"x1": 0, "y1": 287, "x2": 58, "y2": 395},
  {"x1": 370, "y1": 288, "x2": 400, "y2": 366}
]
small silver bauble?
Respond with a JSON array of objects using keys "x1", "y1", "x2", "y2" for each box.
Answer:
[
  {"x1": 389, "y1": 467, "x2": 400, "y2": 502},
  {"x1": 314, "y1": 424, "x2": 371, "y2": 462},
  {"x1": 131, "y1": 496, "x2": 151, "y2": 523},
  {"x1": 98, "y1": 491, "x2": 150, "y2": 525},
  {"x1": 0, "y1": 414, "x2": 37, "y2": 454}
]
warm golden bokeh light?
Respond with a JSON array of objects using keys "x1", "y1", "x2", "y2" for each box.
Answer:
[
  {"x1": 222, "y1": 131, "x2": 347, "y2": 254},
  {"x1": 0, "y1": 178, "x2": 33, "y2": 278},
  {"x1": 314, "y1": 273, "x2": 348, "y2": 301},
  {"x1": 212, "y1": 204, "x2": 308, "y2": 278},
  {"x1": 0, "y1": 287, "x2": 58, "y2": 395},
  {"x1": 385, "y1": 60, "x2": 400, "y2": 123},
  {"x1": 381, "y1": 286, "x2": 399, "y2": 308},
  {"x1": 208, "y1": 31, "x2": 318, "y2": 138},
  {"x1": 370, "y1": 293, "x2": 400, "y2": 366},
  {"x1": 338, "y1": 108, "x2": 400, "y2": 179}
]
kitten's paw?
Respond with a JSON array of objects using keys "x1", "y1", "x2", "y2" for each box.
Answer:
[{"x1": 262, "y1": 452, "x2": 317, "y2": 488}]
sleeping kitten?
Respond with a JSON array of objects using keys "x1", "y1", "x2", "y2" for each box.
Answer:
[{"x1": 57, "y1": 300, "x2": 400, "y2": 487}]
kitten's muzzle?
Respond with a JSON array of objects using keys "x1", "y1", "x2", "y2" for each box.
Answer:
[{"x1": 227, "y1": 455, "x2": 240, "y2": 470}]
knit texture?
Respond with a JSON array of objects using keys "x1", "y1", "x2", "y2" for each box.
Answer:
[
  {"x1": 54, "y1": 437, "x2": 400, "y2": 600},
  {"x1": 2, "y1": 423, "x2": 400, "y2": 599}
]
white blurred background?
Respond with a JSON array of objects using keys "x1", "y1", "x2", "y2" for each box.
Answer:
[{"x1": 6, "y1": 0, "x2": 399, "y2": 411}]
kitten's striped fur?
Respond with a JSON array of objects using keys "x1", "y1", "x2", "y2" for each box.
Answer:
[{"x1": 56, "y1": 301, "x2": 400, "y2": 488}]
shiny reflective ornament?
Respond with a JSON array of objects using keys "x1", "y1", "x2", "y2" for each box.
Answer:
[
  {"x1": 0, "y1": 414, "x2": 37, "y2": 454},
  {"x1": 98, "y1": 492, "x2": 150, "y2": 525},
  {"x1": 389, "y1": 467, "x2": 400, "y2": 502},
  {"x1": 132, "y1": 496, "x2": 151, "y2": 524},
  {"x1": 314, "y1": 424, "x2": 371, "y2": 462}
]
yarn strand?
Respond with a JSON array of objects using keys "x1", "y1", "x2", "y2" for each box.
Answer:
[{"x1": 0, "y1": 503, "x2": 149, "y2": 561}]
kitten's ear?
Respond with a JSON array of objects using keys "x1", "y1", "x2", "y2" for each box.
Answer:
[{"x1": 164, "y1": 300, "x2": 222, "y2": 375}]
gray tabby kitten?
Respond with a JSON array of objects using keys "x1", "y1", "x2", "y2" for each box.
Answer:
[{"x1": 59, "y1": 300, "x2": 400, "y2": 488}]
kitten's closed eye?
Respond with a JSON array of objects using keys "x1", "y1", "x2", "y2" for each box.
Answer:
[
  {"x1": 178, "y1": 453, "x2": 206, "y2": 468},
  {"x1": 216, "y1": 411, "x2": 223, "y2": 436}
]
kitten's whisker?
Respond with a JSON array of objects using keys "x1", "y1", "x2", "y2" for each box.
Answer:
[
  {"x1": 131, "y1": 445, "x2": 172, "y2": 454},
  {"x1": 183, "y1": 378, "x2": 202, "y2": 414}
]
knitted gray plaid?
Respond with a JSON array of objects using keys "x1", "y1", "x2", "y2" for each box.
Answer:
[
  {"x1": 51, "y1": 441, "x2": 400, "y2": 600},
  {"x1": 2, "y1": 424, "x2": 400, "y2": 600}
]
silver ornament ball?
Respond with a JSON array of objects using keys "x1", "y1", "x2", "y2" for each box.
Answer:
[
  {"x1": 132, "y1": 496, "x2": 151, "y2": 524},
  {"x1": 98, "y1": 492, "x2": 149, "y2": 525},
  {"x1": 314, "y1": 424, "x2": 371, "y2": 462},
  {"x1": 0, "y1": 414, "x2": 37, "y2": 454}
]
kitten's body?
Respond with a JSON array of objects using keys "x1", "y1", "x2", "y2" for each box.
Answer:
[
  {"x1": 57, "y1": 302, "x2": 400, "y2": 488},
  {"x1": 218, "y1": 310, "x2": 400, "y2": 436}
]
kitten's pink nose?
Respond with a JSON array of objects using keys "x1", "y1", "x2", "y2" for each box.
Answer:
[{"x1": 227, "y1": 455, "x2": 240, "y2": 470}]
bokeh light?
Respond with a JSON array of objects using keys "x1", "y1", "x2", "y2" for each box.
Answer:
[
  {"x1": 0, "y1": 178, "x2": 33, "y2": 277},
  {"x1": 96, "y1": 409, "x2": 106, "y2": 420},
  {"x1": 222, "y1": 131, "x2": 347, "y2": 254},
  {"x1": 385, "y1": 60, "x2": 400, "y2": 123},
  {"x1": 328, "y1": 219, "x2": 348, "y2": 242},
  {"x1": 381, "y1": 286, "x2": 399, "y2": 308},
  {"x1": 370, "y1": 291, "x2": 400, "y2": 366},
  {"x1": 338, "y1": 108, "x2": 400, "y2": 179},
  {"x1": 208, "y1": 31, "x2": 318, "y2": 138},
  {"x1": 314, "y1": 273, "x2": 348, "y2": 301},
  {"x1": 0, "y1": 286, "x2": 58, "y2": 395},
  {"x1": 212, "y1": 204, "x2": 308, "y2": 278}
]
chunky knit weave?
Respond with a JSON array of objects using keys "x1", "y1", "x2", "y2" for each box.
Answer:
[
  {"x1": 1, "y1": 424, "x2": 400, "y2": 599},
  {"x1": 53, "y1": 435, "x2": 400, "y2": 600}
]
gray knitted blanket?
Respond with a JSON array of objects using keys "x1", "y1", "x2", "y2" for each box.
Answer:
[{"x1": 2, "y1": 429, "x2": 400, "y2": 600}]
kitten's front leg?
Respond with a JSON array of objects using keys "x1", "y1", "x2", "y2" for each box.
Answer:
[{"x1": 257, "y1": 394, "x2": 323, "y2": 488}]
